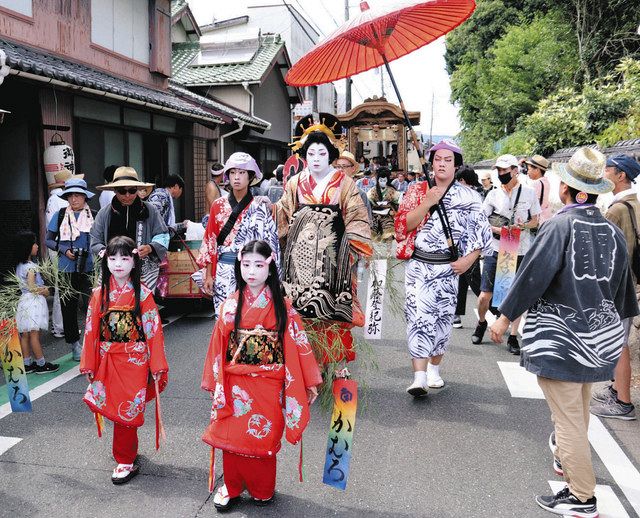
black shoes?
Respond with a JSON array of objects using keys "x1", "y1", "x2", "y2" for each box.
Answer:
[
  {"x1": 536, "y1": 486, "x2": 598, "y2": 517},
  {"x1": 34, "y1": 362, "x2": 60, "y2": 375},
  {"x1": 507, "y1": 335, "x2": 520, "y2": 355},
  {"x1": 471, "y1": 321, "x2": 487, "y2": 344}
]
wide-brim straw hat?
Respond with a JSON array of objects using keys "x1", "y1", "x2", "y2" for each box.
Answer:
[
  {"x1": 552, "y1": 147, "x2": 614, "y2": 195},
  {"x1": 222, "y1": 152, "x2": 263, "y2": 186},
  {"x1": 49, "y1": 169, "x2": 84, "y2": 189},
  {"x1": 338, "y1": 150, "x2": 358, "y2": 168},
  {"x1": 97, "y1": 166, "x2": 154, "y2": 191},
  {"x1": 58, "y1": 178, "x2": 95, "y2": 199}
]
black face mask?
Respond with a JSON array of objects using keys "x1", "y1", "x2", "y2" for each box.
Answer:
[{"x1": 498, "y1": 172, "x2": 512, "y2": 185}]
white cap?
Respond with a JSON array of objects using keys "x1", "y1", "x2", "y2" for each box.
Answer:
[
  {"x1": 478, "y1": 170, "x2": 492, "y2": 180},
  {"x1": 493, "y1": 154, "x2": 519, "y2": 169}
]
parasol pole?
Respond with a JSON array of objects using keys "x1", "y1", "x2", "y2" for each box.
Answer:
[{"x1": 381, "y1": 54, "x2": 458, "y2": 260}]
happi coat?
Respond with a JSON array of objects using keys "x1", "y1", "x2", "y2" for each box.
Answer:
[
  {"x1": 198, "y1": 196, "x2": 280, "y2": 317},
  {"x1": 275, "y1": 168, "x2": 372, "y2": 363},
  {"x1": 201, "y1": 288, "x2": 322, "y2": 458},
  {"x1": 396, "y1": 182, "x2": 492, "y2": 358},
  {"x1": 80, "y1": 280, "x2": 168, "y2": 427}
]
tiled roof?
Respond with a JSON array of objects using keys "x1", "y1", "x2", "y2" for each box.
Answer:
[
  {"x1": 172, "y1": 42, "x2": 200, "y2": 76},
  {"x1": 170, "y1": 0, "x2": 187, "y2": 18},
  {"x1": 172, "y1": 34, "x2": 285, "y2": 86},
  {"x1": 0, "y1": 38, "x2": 225, "y2": 125},
  {"x1": 169, "y1": 81, "x2": 270, "y2": 130}
]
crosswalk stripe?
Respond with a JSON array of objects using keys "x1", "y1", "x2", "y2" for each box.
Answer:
[
  {"x1": 0, "y1": 436, "x2": 21, "y2": 456},
  {"x1": 497, "y1": 361, "x2": 544, "y2": 399},
  {"x1": 548, "y1": 480, "x2": 630, "y2": 518}
]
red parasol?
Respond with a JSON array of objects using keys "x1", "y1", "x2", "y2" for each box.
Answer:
[
  {"x1": 286, "y1": 0, "x2": 475, "y2": 87},
  {"x1": 286, "y1": 0, "x2": 476, "y2": 260}
]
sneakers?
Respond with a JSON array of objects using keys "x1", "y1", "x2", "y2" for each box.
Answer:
[
  {"x1": 213, "y1": 484, "x2": 240, "y2": 512},
  {"x1": 548, "y1": 432, "x2": 564, "y2": 476},
  {"x1": 471, "y1": 320, "x2": 487, "y2": 344},
  {"x1": 72, "y1": 341, "x2": 82, "y2": 362},
  {"x1": 406, "y1": 380, "x2": 428, "y2": 397},
  {"x1": 24, "y1": 363, "x2": 36, "y2": 374},
  {"x1": 507, "y1": 335, "x2": 520, "y2": 355},
  {"x1": 51, "y1": 330, "x2": 64, "y2": 339},
  {"x1": 591, "y1": 384, "x2": 616, "y2": 404},
  {"x1": 590, "y1": 399, "x2": 636, "y2": 420},
  {"x1": 535, "y1": 486, "x2": 598, "y2": 518},
  {"x1": 111, "y1": 463, "x2": 139, "y2": 485},
  {"x1": 34, "y1": 362, "x2": 59, "y2": 375},
  {"x1": 452, "y1": 315, "x2": 463, "y2": 329}
]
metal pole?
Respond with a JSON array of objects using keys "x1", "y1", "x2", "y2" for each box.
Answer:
[{"x1": 345, "y1": 0, "x2": 352, "y2": 111}]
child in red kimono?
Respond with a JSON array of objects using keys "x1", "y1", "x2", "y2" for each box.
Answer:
[
  {"x1": 202, "y1": 239, "x2": 322, "y2": 512},
  {"x1": 80, "y1": 236, "x2": 168, "y2": 485}
]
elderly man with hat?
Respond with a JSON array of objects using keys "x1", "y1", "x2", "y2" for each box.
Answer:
[
  {"x1": 590, "y1": 154, "x2": 640, "y2": 421},
  {"x1": 525, "y1": 154, "x2": 553, "y2": 225},
  {"x1": 472, "y1": 153, "x2": 541, "y2": 354},
  {"x1": 91, "y1": 166, "x2": 169, "y2": 291},
  {"x1": 478, "y1": 170, "x2": 494, "y2": 199},
  {"x1": 45, "y1": 178, "x2": 96, "y2": 360},
  {"x1": 336, "y1": 150, "x2": 373, "y2": 224},
  {"x1": 45, "y1": 169, "x2": 83, "y2": 339},
  {"x1": 490, "y1": 147, "x2": 639, "y2": 518},
  {"x1": 197, "y1": 152, "x2": 280, "y2": 317}
]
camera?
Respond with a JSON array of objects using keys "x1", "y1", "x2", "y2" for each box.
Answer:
[{"x1": 74, "y1": 248, "x2": 89, "y2": 273}]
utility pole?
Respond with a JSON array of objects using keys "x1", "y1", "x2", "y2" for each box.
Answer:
[
  {"x1": 429, "y1": 92, "x2": 435, "y2": 146},
  {"x1": 380, "y1": 66, "x2": 385, "y2": 98},
  {"x1": 345, "y1": 0, "x2": 351, "y2": 111}
]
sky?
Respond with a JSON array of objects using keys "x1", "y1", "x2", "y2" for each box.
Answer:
[{"x1": 187, "y1": 0, "x2": 461, "y2": 136}]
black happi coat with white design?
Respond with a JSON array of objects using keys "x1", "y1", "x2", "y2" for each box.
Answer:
[{"x1": 500, "y1": 205, "x2": 639, "y2": 383}]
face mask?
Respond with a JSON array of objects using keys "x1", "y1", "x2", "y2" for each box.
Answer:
[
  {"x1": 378, "y1": 178, "x2": 387, "y2": 188},
  {"x1": 498, "y1": 172, "x2": 512, "y2": 185}
]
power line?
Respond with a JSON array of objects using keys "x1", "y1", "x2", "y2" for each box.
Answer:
[{"x1": 281, "y1": 0, "x2": 318, "y2": 46}]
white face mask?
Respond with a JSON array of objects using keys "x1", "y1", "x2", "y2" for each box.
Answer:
[
  {"x1": 107, "y1": 253, "x2": 135, "y2": 286},
  {"x1": 306, "y1": 143, "x2": 331, "y2": 177},
  {"x1": 240, "y1": 252, "x2": 271, "y2": 292},
  {"x1": 378, "y1": 178, "x2": 387, "y2": 188}
]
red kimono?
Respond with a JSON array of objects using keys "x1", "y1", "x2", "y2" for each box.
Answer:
[
  {"x1": 201, "y1": 287, "x2": 322, "y2": 497},
  {"x1": 80, "y1": 280, "x2": 168, "y2": 428}
]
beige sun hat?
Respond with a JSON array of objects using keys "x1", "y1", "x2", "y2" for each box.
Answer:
[
  {"x1": 48, "y1": 169, "x2": 84, "y2": 189},
  {"x1": 524, "y1": 154, "x2": 550, "y2": 171},
  {"x1": 551, "y1": 147, "x2": 614, "y2": 195},
  {"x1": 96, "y1": 166, "x2": 155, "y2": 191},
  {"x1": 338, "y1": 150, "x2": 358, "y2": 168}
]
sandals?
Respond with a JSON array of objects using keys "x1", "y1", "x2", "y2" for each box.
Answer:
[
  {"x1": 213, "y1": 485, "x2": 240, "y2": 513},
  {"x1": 111, "y1": 463, "x2": 139, "y2": 485},
  {"x1": 252, "y1": 494, "x2": 275, "y2": 507}
]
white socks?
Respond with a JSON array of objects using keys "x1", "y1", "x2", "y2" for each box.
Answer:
[
  {"x1": 426, "y1": 363, "x2": 440, "y2": 378},
  {"x1": 413, "y1": 370, "x2": 427, "y2": 385}
]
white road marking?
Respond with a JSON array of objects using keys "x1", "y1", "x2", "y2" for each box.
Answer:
[
  {"x1": 0, "y1": 366, "x2": 80, "y2": 420},
  {"x1": 548, "y1": 481, "x2": 630, "y2": 518},
  {"x1": 500, "y1": 362, "x2": 640, "y2": 515},
  {"x1": 588, "y1": 416, "x2": 640, "y2": 516},
  {"x1": 0, "y1": 436, "x2": 21, "y2": 455},
  {"x1": 497, "y1": 361, "x2": 544, "y2": 399}
]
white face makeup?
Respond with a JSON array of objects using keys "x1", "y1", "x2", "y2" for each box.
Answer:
[
  {"x1": 107, "y1": 252, "x2": 135, "y2": 286},
  {"x1": 240, "y1": 252, "x2": 271, "y2": 293},
  {"x1": 306, "y1": 142, "x2": 331, "y2": 178},
  {"x1": 378, "y1": 178, "x2": 388, "y2": 188}
]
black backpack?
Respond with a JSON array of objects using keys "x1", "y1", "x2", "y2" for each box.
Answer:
[{"x1": 619, "y1": 201, "x2": 640, "y2": 283}]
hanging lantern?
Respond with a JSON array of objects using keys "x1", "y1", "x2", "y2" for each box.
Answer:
[{"x1": 43, "y1": 132, "x2": 75, "y2": 186}]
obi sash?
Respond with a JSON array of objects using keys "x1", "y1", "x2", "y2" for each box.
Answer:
[
  {"x1": 283, "y1": 204, "x2": 353, "y2": 323},
  {"x1": 227, "y1": 328, "x2": 283, "y2": 365},
  {"x1": 100, "y1": 310, "x2": 145, "y2": 342}
]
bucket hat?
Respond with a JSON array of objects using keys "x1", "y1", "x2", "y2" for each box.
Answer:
[
  {"x1": 222, "y1": 152, "x2": 262, "y2": 186},
  {"x1": 338, "y1": 150, "x2": 358, "y2": 168},
  {"x1": 96, "y1": 166, "x2": 154, "y2": 191},
  {"x1": 524, "y1": 155, "x2": 550, "y2": 171},
  {"x1": 49, "y1": 169, "x2": 84, "y2": 189},
  {"x1": 58, "y1": 178, "x2": 95, "y2": 199},
  {"x1": 552, "y1": 147, "x2": 613, "y2": 195}
]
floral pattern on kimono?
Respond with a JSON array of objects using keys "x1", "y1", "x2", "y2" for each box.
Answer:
[
  {"x1": 201, "y1": 287, "x2": 322, "y2": 458},
  {"x1": 80, "y1": 279, "x2": 168, "y2": 428},
  {"x1": 198, "y1": 197, "x2": 281, "y2": 317}
]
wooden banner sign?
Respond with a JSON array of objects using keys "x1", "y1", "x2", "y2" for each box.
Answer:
[
  {"x1": 1, "y1": 323, "x2": 32, "y2": 413},
  {"x1": 364, "y1": 259, "x2": 387, "y2": 340},
  {"x1": 322, "y1": 378, "x2": 358, "y2": 491},
  {"x1": 492, "y1": 227, "x2": 521, "y2": 307}
]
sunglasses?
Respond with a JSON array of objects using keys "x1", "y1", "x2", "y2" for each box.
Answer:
[{"x1": 116, "y1": 187, "x2": 138, "y2": 195}]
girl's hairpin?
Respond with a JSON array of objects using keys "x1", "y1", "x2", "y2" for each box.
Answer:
[{"x1": 132, "y1": 248, "x2": 139, "y2": 255}]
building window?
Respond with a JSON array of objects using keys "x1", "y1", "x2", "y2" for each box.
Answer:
[
  {"x1": 91, "y1": 0, "x2": 150, "y2": 64},
  {"x1": 0, "y1": 0, "x2": 32, "y2": 17}
]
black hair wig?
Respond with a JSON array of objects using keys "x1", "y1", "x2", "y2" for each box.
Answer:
[
  {"x1": 300, "y1": 132, "x2": 340, "y2": 164},
  {"x1": 234, "y1": 240, "x2": 287, "y2": 345},
  {"x1": 100, "y1": 236, "x2": 142, "y2": 316},
  {"x1": 375, "y1": 167, "x2": 391, "y2": 199},
  {"x1": 14, "y1": 230, "x2": 37, "y2": 265},
  {"x1": 455, "y1": 164, "x2": 480, "y2": 187}
]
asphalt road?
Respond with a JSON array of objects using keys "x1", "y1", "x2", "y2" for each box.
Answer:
[{"x1": 1, "y1": 268, "x2": 639, "y2": 518}]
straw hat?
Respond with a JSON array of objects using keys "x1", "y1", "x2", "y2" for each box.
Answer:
[
  {"x1": 49, "y1": 169, "x2": 84, "y2": 189},
  {"x1": 58, "y1": 178, "x2": 95, "y2": 199},
  {"x1": 222, "y1": 152, "x2": 263, "y2": 186},
  {"x1": 552, "y1": 147, "x2": 613, "y2": 195},
  {"x1": 338, "y1": 150, "x2": 358, "y2": 168},
  {"x1": 524, "y1": 154, "x2": 550, "y2": 171},
  {"x1": 96, "y1": 166, "x2": 154, "y2": 191}
]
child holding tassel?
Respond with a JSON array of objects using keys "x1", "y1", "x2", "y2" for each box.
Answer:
[
  {"x1": 80, "y1": 236, "x2": 168, "y2": 485},
  {"x1": 201, "y1": 240, "x2": 321, "y2": 512}
]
